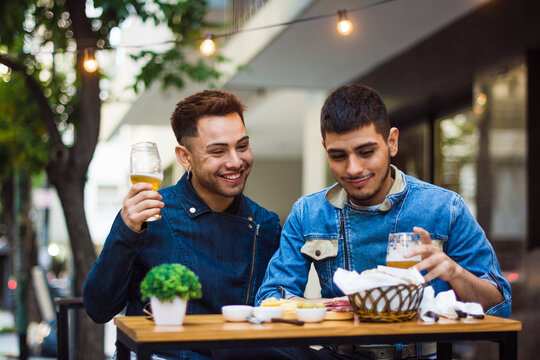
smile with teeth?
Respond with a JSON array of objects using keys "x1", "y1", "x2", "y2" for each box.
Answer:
[{"x1": 222, "y1": 173, "x2": 241, "y2": 180}]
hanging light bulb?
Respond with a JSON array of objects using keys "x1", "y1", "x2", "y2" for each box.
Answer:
[
  {"x1": 200, "y1": 33, "x2": 216, "y2": 56},
  {"x1": 473, "y1": 93, "x2": 488, "y2": 114},
  {"x1": 83, "y1": 48, "x2": 98, "y2": 73},
  {"x1": 337, "y1": 9, "x2": 353, "y2": 36}
]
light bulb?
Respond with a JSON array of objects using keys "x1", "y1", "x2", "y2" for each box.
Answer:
[
  {"x1": 83, "y1": 48, "x2": 98, "y2": 73},
  {"x1": 337, "y1": 9, "x2": 353, "y2": 36},
  {"x1": 473, "y1": 93, "x2": 488, "y2": 114},
  {"x1": 200, "y1": 33, "x2": 216, "y2": 56}
]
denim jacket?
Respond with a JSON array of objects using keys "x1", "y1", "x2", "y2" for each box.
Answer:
[
  {"x1": 84, "y1": 173, "x2": 280, "y2": 358},
  {"x1": 256, "y1": 166, "x2": 511, "y2": 317}
]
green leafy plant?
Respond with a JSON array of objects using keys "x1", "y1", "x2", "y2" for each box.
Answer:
[{"x1": 140, "y1": 263, "x2": 202, "y2": 302}]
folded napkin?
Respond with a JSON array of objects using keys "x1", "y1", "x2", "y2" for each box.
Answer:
[
  {"x1": 333, "y1": 266, "x2": 425, "y2": 295},
  {"x1": 419, "y1": 287, "x2": 484, "y2": 322}
]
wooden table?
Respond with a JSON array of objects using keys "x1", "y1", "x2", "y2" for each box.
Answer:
[{"x1": 114, "y1": 314, "x2": 521, "y2": 360}]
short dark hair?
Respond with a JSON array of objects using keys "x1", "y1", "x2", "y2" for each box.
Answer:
[
  {"x1": 170, "y1": 90, "x2": 247, "y2": 145},
  {"x1": 320, "y1": 83, "x2": 390, "y2": 140}
]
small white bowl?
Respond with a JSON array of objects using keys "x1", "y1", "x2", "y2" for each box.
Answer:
[
  {"x1": 252, "y1": 306, "x2": 284, "y2": 322},
  {"x1": 221, "y1": 305, "x2": 253, "y2": 322},
  {"x1": 295, "y1": 307, "x2": 327, "y2": 323}
]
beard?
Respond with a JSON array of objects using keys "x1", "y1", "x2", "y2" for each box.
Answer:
[{"x1": 346, "y1": 156, "x2": 392, "y2": 205}]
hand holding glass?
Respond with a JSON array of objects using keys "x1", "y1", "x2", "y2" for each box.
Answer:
[
  {"x1": 130, "y1": 142, "x2": 163, "y2": 222},
  {"x1": 386, "y1": 232, "x2": 422, "y2": 269}
]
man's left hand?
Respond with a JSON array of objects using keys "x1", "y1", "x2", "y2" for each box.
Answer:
[{"x1": 404, "y1": 226, "x2": 463, "y2": 283}]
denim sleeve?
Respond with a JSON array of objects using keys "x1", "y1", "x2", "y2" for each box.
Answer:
[
  {"x1": 83, "y1": 212, "x2": 146, "y2": 323},
  {"x1": 448, "y1": 194, "x2": 512, "y2": 317},
  {"x1": 255, "y1": 199, "x2": 312, "y2": 305}
]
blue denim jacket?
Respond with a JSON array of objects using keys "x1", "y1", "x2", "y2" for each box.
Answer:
[
  {"x1": 84, "y1": 173, "x2": 281, "y2": 359},
  {"x1": 256, "y1": 167, "x2": 511, "y2": 317}
]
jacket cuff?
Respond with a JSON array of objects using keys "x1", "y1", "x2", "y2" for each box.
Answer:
[{"x1": 112, "y1": 212, "x2": 147, "y2": 246}]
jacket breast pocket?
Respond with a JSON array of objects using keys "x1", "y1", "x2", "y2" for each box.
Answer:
[
  {"x1": 429, "y1": 234, "x2": 448, "y2": 251},
  {"x1": 301, "y1": 239, "x2": 339, "y2": 260},
  {"x1": 300, "y1": 239, "x2": 339, "y2": 286}
]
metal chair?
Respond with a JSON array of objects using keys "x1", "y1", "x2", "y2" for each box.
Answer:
[{"x1": 55, "y1": 297, "x2": 84, "y2": 360}]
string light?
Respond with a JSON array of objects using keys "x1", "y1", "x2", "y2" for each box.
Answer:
[
  {"x1": 0, "y1": 0, "x2": 395, "y2": 60},
  {"x1": 200, "y1": 33, "x2": 216, "y2": 56},
  {"x1": 337, "y1": 9, "x2": 353, "y2": 36},
  {"x1": 473, "y1": 93, "x2": 487, "y2": 114},
  {"x1": 83, "y1": 48, "x2": 98, "y2": 73}
]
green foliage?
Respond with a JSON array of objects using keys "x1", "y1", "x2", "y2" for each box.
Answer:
[
  {"x1": 0, "y1": 72, "x2": 50, "y2": 178},
  {"x1": 0, "y1": 0, "x2": 224, "y2": 180},
  {"x1": 140, "y1": 263, "x2": 202, "y2": 302},
  {"x1": 85, "y1": 0, "x2": 225, "y2": 92}
]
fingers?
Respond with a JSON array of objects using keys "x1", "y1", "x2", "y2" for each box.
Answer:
[
  {"x1": 405, "y1": 227, "x2": 459, "y2": 283},
  {"x1": 414, "y1": 252, "x2": 459, "y2": 282},
  {"x1": 413, "y1": 226, "x2": 432, "y2": 245},
  {"x1": 121, "y1": 183, "x2": 165, "y2": 231},
  {"x1": 404, "y1": 227, "x2": 433, "y2": 258}
]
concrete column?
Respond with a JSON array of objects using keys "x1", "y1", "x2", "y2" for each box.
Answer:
[
  {"x1": 302, "y1": 91, "x2": 328, "y2": 195},
  {"x1": 302, "y1": 90, "x2": 327, "y2": 299}
]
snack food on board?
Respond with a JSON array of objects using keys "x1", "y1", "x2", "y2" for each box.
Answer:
[
  {"x1": 261, "y1": 297, "x2": 354, "y2": 320},
  {"x1": 261, "y1": 297, "x2": 297, "y2": 318},
  {"x1": 324, "y1": 298, "x2": 354, "y2": 320}
]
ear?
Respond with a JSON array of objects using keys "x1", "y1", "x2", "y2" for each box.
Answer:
[
  {"x1": 175, "y1": 145, "x2": 192, "y2": 173},
  {"x1": 387, "y1": 127, "x2": 399, "y2": 157}
]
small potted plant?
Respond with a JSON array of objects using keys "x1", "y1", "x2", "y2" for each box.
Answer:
[{"x1": 140, "y1": 263, "x2": 202, "y2": 325}]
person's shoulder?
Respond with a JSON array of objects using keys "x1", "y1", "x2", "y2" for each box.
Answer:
[
  {"x1": 302, "y1": 187, "x2": 330, "y2": 200},
  {"x1": 158, "y1": 184, "x2": 177, "y2": 199},
  {"x1": 300, "y1": 186, "x2": 336, "y2": 205},
  {"x1": 290, "y1": 186, "x2": 335, "y2": 214},
  {"x1": 405, "y1": 174, "x2": 457, "y2": 197},
  {"x1": 243, "y1": 195, "x2": 280, "y2": 222}
]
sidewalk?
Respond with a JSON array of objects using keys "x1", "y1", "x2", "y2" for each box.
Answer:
[
  {"x1": 0, "y1": 309, "x2": 115, "y2": 359},
  {"x1": 0, "y1": 310, "x2": 50, "y2": 360}
]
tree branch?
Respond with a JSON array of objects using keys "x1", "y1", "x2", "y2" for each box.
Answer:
[
  {"x1": 65, "y1": 0, "x2": 101, "y2": 176},
  {"x1": 0, "y1": 55, "x2": 65, "y2": 150}
]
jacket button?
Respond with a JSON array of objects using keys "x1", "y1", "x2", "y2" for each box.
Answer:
[
  {"x1": 315, "y1": 250, "x2": 321, "y2": 257},
  {"x1": 189, "y1": 207, "x2": 196, "y2": 213}
]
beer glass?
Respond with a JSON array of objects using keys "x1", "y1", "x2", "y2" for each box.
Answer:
[
  {"x1": 386, "y1": 232, "x2": 422, "y2": 269},
  {"x1": 130, "y1": 142, "x2": 163, "y2": 221}
]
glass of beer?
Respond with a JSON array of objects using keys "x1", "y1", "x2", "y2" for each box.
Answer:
[
  {"x1": 386, "y1": 232, "x2": 422, "y2": 269},
  {"x1": 130, "y1": 142, "x2": 164, "y2": 221}
]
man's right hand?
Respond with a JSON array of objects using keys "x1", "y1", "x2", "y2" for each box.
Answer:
[{"x1": 121, "y1": 183, "x2": 164, "y2": 232}]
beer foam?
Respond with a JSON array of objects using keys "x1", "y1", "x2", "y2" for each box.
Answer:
[{"x1": 130, "y1": 172, "x2": 164, "y2": 181}]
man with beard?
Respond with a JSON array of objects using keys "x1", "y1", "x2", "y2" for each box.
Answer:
[
  {"x1": 255, "y1": 84, "x2": 511, "y2": 359},
  {"x1": 84, "y1": 90, "x2": 281, "y2": 360}
]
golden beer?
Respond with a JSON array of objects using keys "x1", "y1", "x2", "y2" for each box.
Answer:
[
  {"x1": 386, "y1": 260, "x2": 420, "y2": 269},
  {"x1": 130, "y1": 173, "x2": 163, "y2": 191},
  {"x1": 130, "y1": 173, "x2": 164, "y2": 221},
  {"x1": 386, "y1": 232, "x2": 422, "y2": 269},
  {"x1": 130, "y1": 142, "x2": 163, "y2": 222}
]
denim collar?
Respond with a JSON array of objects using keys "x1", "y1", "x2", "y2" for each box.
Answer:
[
  {"x1": 174, "y1": 173, "x2": 253, "y2": 219},
  {"x1": 325, "y1": 165, "x2": 407, "y2": 212}
]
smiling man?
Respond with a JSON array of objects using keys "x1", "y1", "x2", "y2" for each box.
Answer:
[
  {"x1": 84, "y1": 90, "x2": 281, "y2": 360},
  {"x1": 255, "y1": 84, "x2": 511, "y2": 360}
]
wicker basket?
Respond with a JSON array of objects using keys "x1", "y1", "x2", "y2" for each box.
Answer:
[{"x1": 348, "y1": 283, "x2": 426, "y2": 322}]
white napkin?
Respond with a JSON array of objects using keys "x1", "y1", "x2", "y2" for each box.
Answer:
[
  {"x1": 419, "y1": 287, "x2": 484, "y2": 322},
  {"x1": 333, "y1": 266, "x2": 424, "y2": 295}
]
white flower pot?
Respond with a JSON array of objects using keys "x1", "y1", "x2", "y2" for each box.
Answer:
[{"x1": 150, "y1": 296, "x2": 188, "y2": 325}]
